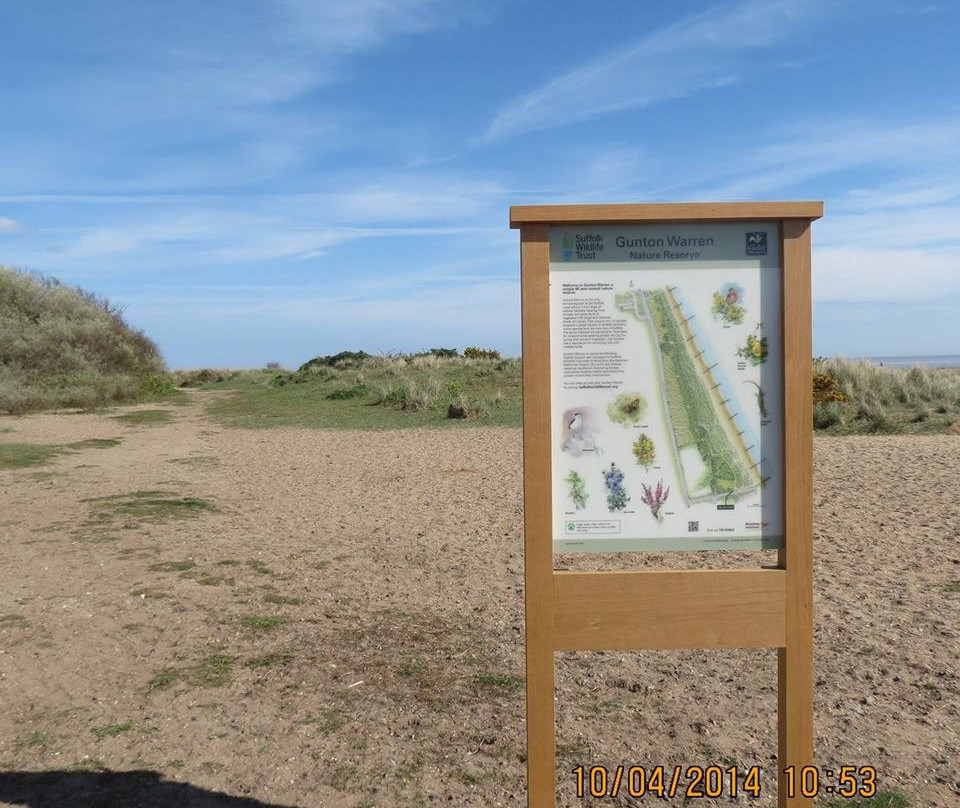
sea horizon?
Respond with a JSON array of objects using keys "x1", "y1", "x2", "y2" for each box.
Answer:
[{"x1": 859, "y1": 354, "x2": 960, "y2": 369}]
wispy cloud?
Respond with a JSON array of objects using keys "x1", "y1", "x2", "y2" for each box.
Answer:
[
  {"x1": 673, "y1": 116, "x2": 960, "y2": 201},
  {"x1": 0, "y1": 1, "x2": 497, "y2": 196},
  {"x1": 478, "y1": 0, "x2": 839, "y2": 143},
  {"x1": 0, "y1": 216, "x2": 26, "y2": 232},
  {"x1": 814, "y1": 247, "x2": 960, "y2": 304},
  {"x1": 2, "y1": 168, "x2": 515, "y2": 272}
]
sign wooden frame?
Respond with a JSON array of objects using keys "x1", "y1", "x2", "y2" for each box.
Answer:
[{"x1": 511, "y1": 201, "x2": 823, "y2": 808}]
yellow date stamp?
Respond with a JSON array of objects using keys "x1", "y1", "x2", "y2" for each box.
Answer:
[{"x1": 572, "y1": 764, "x2": 762, "y2": 800}]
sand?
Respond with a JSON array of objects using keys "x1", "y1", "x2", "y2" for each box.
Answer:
[{"x1": 0, "y1": 392, "x2": 957, "y2": 807}]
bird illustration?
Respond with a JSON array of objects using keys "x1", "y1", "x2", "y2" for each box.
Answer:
[{"x1": 568, "y1": 412, "x2": 583, "y2": 433}]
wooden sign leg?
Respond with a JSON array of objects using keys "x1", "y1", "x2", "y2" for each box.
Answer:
[
  {"x1": 520, "y1": 222, "x2": 557, "y2": 808},
  {"x1": 778, "y1": 641, "x2": 814, "y2": 807},
  {"x1": 526, "y1": 630, "x2": 555, "y2": 808},
  {"x1": 778, "y1": 218, "x2": 815, "y2": 807}
]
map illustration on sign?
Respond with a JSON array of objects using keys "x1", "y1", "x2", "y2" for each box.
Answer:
[{"x1": 549, "y1": 223, "x2": 784, "y2": 552}]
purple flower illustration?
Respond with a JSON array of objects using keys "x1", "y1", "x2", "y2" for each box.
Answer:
[{"x1": 640, "y1": 479, "x2": 670, "y2": 521}]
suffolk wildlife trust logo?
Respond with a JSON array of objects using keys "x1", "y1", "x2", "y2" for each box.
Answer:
[
  {"x1": 745, "y1": 231, "x2": 768, "y2": 256},
  {"x1": 560, "y1": 231, "x2": 605, "y2": 261}
]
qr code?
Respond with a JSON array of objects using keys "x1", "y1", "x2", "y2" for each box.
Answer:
[{"x1": 688, "y1": 521, "x2": 699, "y2": 532}]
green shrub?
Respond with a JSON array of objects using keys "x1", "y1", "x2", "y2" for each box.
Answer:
[
  {"x1": 324, "y1": 384, "x2": 368, "y2": 400},
  {"x1": 297, "y1": 351, "x2": 369, "y2": 372},
  {"x1": 142, "y1": 373, "x2": 175, "y2": 396},
  {"x1": 463, "y1": 347, "x2": 501, "y2": 360},
  {"x1": 813, "y1": 401, "x2": 845, "y2": 430}
]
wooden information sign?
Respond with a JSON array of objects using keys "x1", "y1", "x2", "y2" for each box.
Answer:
[{"x1": 510, "y1": 202, "x2": 823, "y2": 808}]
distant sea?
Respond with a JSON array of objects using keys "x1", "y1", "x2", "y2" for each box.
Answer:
[{"x1": 862, "y1": 355, "x2": 960, "y2": 369}]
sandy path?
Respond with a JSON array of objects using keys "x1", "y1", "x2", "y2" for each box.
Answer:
[{"x1": 0, "y1": 392, "x2": 957, "y2": 807}]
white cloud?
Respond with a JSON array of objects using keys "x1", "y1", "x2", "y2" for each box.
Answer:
[
  {"x1": 276, "y1": 0, "x2": 494, "y2": 54},
  {"x1": 669, "y1": 116, "x2": 960, "y2": 201},
  {"x1": 478, "y1": 0, "x2": 838, "y2": 142},
  {"x1": 0, "y1": 216, "x2": 26, "y2": 232},
  {"x1": 813, "y1": 246, "x2": 960, "y2": 304}
]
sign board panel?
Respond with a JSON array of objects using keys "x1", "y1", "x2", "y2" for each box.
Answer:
[
  {"x1": 512, "y1": 201, "x2": 821, "y2": 808},
  {"x1": 550, "y1": 222, "x2": 784, "y2": 552}
]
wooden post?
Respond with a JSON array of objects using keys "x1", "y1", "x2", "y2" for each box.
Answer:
[
  {"x1": 512, "y1": 202, "x2": 821, "y2": 808},
  {"x1": 521, "y1": 224, "x2": 556, "y2": 807},
  {"x1": 778, "y1": 218, "x2": 815, "y2": 808}
]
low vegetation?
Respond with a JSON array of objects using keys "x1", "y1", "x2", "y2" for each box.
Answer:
[
  {"x1": 0, "y1": 265, "x2": 176, "y2": 414},
  {"x1": 0, "y1": 437, "x2": 122, "y2": 469},
  {"x1": 167, "y1": 352, "x2": 960, "y2": 435},
  {"x1": 184, "y1": 348, "x2": 520, "y2": 429},
  {"x1": 812, "y1": 358, "x2": 960, "y2": 435}
]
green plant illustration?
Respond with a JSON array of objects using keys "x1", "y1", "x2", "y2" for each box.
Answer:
[
  {"x1": 737, "y1": 324, "x2": 768, "y2": 365},
  {"x1": 631, "y1": 434, "x2": 656, "y2": 469},
  {"x1": 564, "y1": 470, "x2": 588, "y2": 510},
  {"x1": 607, "y1": 392, "x2": 647, "y2": 426},
  {"x1": 710, "y1": 284, "x2": 745, "y2": 324}
]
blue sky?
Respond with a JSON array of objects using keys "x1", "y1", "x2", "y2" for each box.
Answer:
[{"x1": 2, "y1": 0, "x2": 958, "y2": 367}]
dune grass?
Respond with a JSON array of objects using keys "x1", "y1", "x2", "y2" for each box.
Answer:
[
  {"x1": 0, "y1": 265, "x2": 176, "y2": 414},
  {"x1": 188, "y1": 352, "x2": 521, "y2": 429},
  {"x1": 180, "y1": 354, "x2": 959, "y2": 435},
  {"x1": 813, "y1": 358, "x2": 960, "y2": 435}
]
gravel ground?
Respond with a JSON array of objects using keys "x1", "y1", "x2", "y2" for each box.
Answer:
[{"x1": 0, "y1": 392, "x2": 957, "y2": 807}]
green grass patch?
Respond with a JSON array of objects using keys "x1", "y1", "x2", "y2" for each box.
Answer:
[
  {"x1": 246, "y1": 559, "x2": 272, "y2": 575},
  {"x1": 245, "y1": 651, "x2": 294, "y2": 668},
  {"x1": 0, "y1": 436, "x2": 124, "y2": 470},
  {"x1": 944, "y1": 581, "x2": 960, "y2": 593},
  {"x1": 146, "y1": 654, "x2": 237, "y2": 692},
  {"x1": 146, "y1": 670, "x2": 179, "y2": 692},
  {"x1": 112, "y1": 409, "x2": 173, "y2": 426},
  {"x1": 240, "y1": 615, "x2": 288, "y2": 630},
  {"x1": 69, "y1": 758, "x2": 109, "y2": 772},
  {"x1": 196, "y1": 574, "x2": 233, "y2": 586},
  {"x1": 475, "y1": 672, "x2": 525, "y2": 691},
  {"x1": 0, "y1": 443, "x2": 66, "y2": 469},
  {"x1": 824, "y1": 790, "x2": 909, "y2": 808},
  {"x1": 148, "y1": 560, "x2": 196, "y2": 573},
  {"x1": 67, "y1": 438, "x2": 122, "y2": 449},
  {"x1": 0, "y1": 614, "x2": 30, "y2": 629},
  {"x1": 196, "y1": 357, "x2": 521, "y2": 430},
  {"x1": 192, "y1": 654, "x2": 237, "y2": 686},
  {"x1": 85, "y1": 490, "x2": 217, "y2": 523},
  {"x1": 262, "y1": 593, "x2": 304, "y2": 606},
  {"x1": 91, "y1": 722, "x2": 133, "y2": 740},
  {"x1": 14, "y1": 730, "x2": 50, "y2": 751}
]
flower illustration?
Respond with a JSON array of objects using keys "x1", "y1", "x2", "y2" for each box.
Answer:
[
  {"x1": 632, "y1": 434, "x2": 656, "y2": 469},
  {"x1": 640, "y1": 479, "x2": 670, "y2": 521},
  {"x1": 602, "y1": 462, "x2": 630, "y2": 512},
  {"x1": 736, "y1": 324, "x2": 768, "y2": 365}
]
